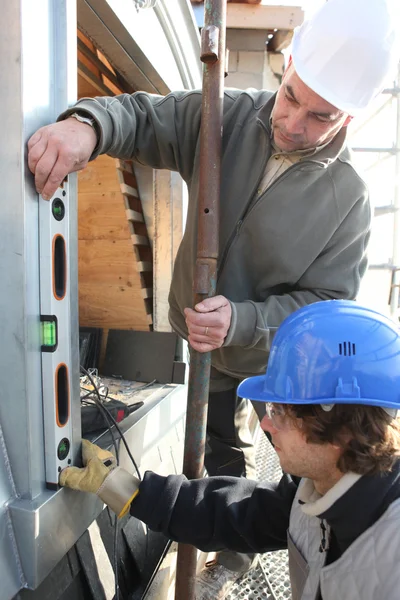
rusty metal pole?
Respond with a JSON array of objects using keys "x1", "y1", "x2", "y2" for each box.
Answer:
[{"x1": 174, "y1": 2, "x2": 226, "y2": 600}]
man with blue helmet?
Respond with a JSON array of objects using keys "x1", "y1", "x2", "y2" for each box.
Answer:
[{"x1": 60, "y1": 300, "x2": 400, "y2": 600}]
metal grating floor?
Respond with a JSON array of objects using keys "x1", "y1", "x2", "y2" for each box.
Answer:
[{"x1": 226, "y1": 432, "x2": 291, "y2": 600}]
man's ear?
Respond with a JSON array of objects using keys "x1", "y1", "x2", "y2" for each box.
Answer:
[
  {"x1": 343, "y1": 115, "x2": 353, "y2": 127},
  {"x1": 281, "y1": 56, "x2": 293, "y2": 82}
]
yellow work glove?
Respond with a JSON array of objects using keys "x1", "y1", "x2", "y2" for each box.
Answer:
[{"x1": 59, "y1": 439, "x2": 140, "y2": 518}]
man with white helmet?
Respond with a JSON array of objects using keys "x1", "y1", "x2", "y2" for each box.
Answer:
[
  {"x1": 60, "y1": 299, "x2": 400, "y2": 600},
  {"x1": 28, "y1": 0, "x2": 399, "y2": 596}
]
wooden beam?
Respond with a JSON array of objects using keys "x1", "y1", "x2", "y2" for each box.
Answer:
[
  {"x1": 125, "y1": 208, "x2": 144, "y2": 223},
  {"x1": 78, "y1": 61, "x2": 115, "y2": 96},
  {"x1": 141, "y1": 287, "x2": 153, "y2": 299},
  {"x1": 227, "y1": 4, "x2": 304, "y2": 30},
  {"x1": 136, "y1": 261, "x2": 153, "y2": 273},
  {"x1": 131, "y1": 234, "x2": 150, "y2": 246},
  {"x1": 78, "y1": 38, "x2": 129, "y2": 94},
  {"x1": 267, "y1": 29, "x2": 294, "y2": 53},
  {"x1": 120, "y1": 183, "x2": 139, "y2": 198}
]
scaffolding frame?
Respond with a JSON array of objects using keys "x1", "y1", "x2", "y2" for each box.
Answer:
[{"x1": 352, "y1": 64, "x2": 400, "y2": 318}]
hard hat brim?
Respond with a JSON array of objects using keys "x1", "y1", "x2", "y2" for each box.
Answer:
[
  {"x1": 238, "y1": 376, "x2": 400, "y2": 411},
  {"x1": 237, "y1": 376, "x2": 270, "y2": 403}
]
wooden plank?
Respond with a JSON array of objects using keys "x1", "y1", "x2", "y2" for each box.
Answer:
[
  {"x1": 227, "y1": 4, "x2": 304, "y2": 30},
  {"x1": 125, "y1": 208, "x2": 144, "y2": 223},
  {"x1": 136, "y1": 261, "x2": 153, "y2": 273},
  {"x1": 78, "y1": 239, "x2": 141, "y2": 285},
  {"x1": 78, "y1": 193, "x2": 130, "y2": 240},
  {"x1": 116, "y1": 159, "x2": 134, "y2": 174},
  {"x1": 140, "y1": 288, "x2": 153, "y2": 299},
  {"x1": 78, "y1": 154, "x2": 152, "y2": 331},
  {"x1": 78, "y1": 50, "x2": 102, "y2": 81},
  {"x1": 116, "y1": 169, "x2": 126, "y2": 187},
  {"x1": 78, "y1": 73, "x2": 100, "y2": 99},
  {"x1": 79, "y1": 283, "x2": 151, "y2": 330},
  {"x1": 78, "y1": 38, "x2": 125, "y2": 93},
  {"x1": 120, "y1": 183, "x2": 139, "y2": 198},
  {"x1": 78, "y1": 155, "x2": 122, "y2": 194},
  {"x1": 267, "y1": 29, "x2": 293, "y2": 53},
  {"x1": 78, "y1": 61, "x2": 115, "y2": 96},
  {"x1": 153, "y1": 170, "x2": 184, "y2": 332},
  {"x1": 131, "y1": 234, "x2": 149, "y2": 246}
]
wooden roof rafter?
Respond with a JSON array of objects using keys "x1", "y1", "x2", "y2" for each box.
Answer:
[{"x1": 77, "y1": 30, "x2": 135, "y2": 97}]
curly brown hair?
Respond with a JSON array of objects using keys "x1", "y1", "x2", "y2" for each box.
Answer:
[{"x1": 282, "y1": 403, "x2": 400, "y2": 475}]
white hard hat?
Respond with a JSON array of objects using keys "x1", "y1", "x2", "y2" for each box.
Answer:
[{"x1": 291, "y1": 0, "x2": 400, "y2": 116}]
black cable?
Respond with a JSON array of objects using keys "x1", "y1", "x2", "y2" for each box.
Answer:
[
  {"x1": 80, "y1": 365, "x2": 147, "y2": 600},
  {"x1": 80, "y1": 371, "x2": 120, "y2": 464},
  {"x1": 95, "y1": 402, "x2": 142, "y2": 481},
  {"x1": 80, "y1": 368, "x2": 142, "y2": 481},
  {"x1": 81, "y1": 389, "x2": 142, "y2": 481},
  {"x1": 81, "y1": 389, "x2": 96, "y2": 400},
  {"x1": 80, "y1": 366, "x2": 121, "y2": 600},
  {"x1": 141, "y1": 539, "x2": 173, "y2": 600}
]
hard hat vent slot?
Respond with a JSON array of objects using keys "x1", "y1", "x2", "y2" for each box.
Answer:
[{"x1": 339, "y1": 342, "x2": 356, "y2": 356}]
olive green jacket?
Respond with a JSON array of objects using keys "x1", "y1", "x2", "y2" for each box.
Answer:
[{"x1": 61, "y1": 89, "x2": 370, "y2": 380}]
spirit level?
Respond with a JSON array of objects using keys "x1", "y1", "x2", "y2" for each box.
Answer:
[{"x1": 39, "y1": 184, "x2": 73, "y2": 489}]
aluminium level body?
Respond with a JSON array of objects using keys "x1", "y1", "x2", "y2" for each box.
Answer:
[{"x1": 39, "y1": 184, "x2": 75, "y2": 488}]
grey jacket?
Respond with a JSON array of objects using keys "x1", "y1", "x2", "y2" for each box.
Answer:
[
  {"x1": 289, "y1": 480, "x2": 400, "y2": 600},
  {"x1": 61, "y1": 89, "x2": 370, "y2": 379}
]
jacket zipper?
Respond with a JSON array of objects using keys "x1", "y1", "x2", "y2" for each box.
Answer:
[
  {"x1": 218, "y1": 158, "x2": 323, "y2": 278},
  {"x1": 319, "y1": 520, "x2": 329, "y2": 553},
  {"x1": 217, "y1": 134, "x2": 271, "y2": 274}
]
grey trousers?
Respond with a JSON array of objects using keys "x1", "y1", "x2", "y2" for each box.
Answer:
[
  {"x1": 205, "y1": 386, "x2": 267, "y2": 480},
  {"x1": 205, "y1": 384, "x2": 266, "y2": 571}
]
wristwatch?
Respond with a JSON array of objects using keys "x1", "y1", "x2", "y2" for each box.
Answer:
[{"x1": 69, "y1": 111, "x2": 96, "y2": 128}]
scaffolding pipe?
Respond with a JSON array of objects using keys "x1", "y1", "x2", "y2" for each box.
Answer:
[
  {"x1": 390, "y1": 62, "x2": 400, "y2": 318},
  {"x1": 350, "y1": 94, "x2": 392, "y2": 136},
  {"x1": 174, "y1": 2, "x2": 226, "y2": 599}
]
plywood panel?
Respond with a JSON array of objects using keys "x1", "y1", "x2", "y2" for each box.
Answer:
[
  {"x1": 79, "y1": 284, "x2": 151, "y2": 329},
  {"x1": 78, "y1": 156, "x2": 122, "y2": 194},
  {"x1": 78, "y1": 239, "x2": 138, "y2": 285},
  {"x1": 78, "y1": 193, "x2": 130, "y2": 240},
  {"x1": 78, "y1": 154, "x2": 151, "y2": 331}
]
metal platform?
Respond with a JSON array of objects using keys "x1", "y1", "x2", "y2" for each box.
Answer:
[{"x1": 226, "y1": 432, "x2": 291, "y2": 600}]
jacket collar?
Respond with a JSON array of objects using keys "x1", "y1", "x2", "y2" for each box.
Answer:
[
  {"x1": 256, "y1": 93, "x2": 349, "y2": 167},
  {"x1": 298, "y1": 460, "x2": 400, "y2": 556},
  {"x1": 298, "y1": 473, "x2": 362, "y2": 517}
]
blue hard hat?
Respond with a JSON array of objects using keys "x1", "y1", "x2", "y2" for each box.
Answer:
[{"x1": 237, "y1": 300, "x2": 400, "y2": 410}]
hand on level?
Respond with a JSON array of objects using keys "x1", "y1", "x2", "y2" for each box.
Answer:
[
  {"x1": 60, "y1": 440, "x2": 140, "y2": 518},
  {"x1": 27, "y1": 118, "x2": 97, "y2": 201},
  {"x1": 184, "y1": 295, "x2": 232, "y2": 353}
]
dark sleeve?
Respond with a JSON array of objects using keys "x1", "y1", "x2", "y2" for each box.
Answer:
[{"x1": 130, "y1": 472, "x2": 297, "y2": 553}]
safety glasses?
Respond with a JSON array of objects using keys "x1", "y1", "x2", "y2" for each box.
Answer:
[{"x1": 265, "y1": 402, "x2": 299, "y2": 431}]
